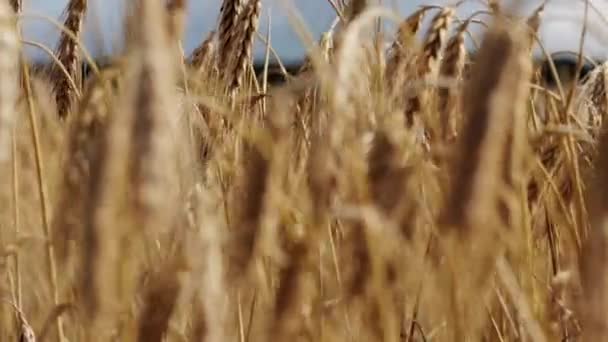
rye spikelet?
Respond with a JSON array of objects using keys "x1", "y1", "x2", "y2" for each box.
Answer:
[
  {"x1": 218, "y1": 0, "x2": 245, "y2": 69},
  {"x1": 0, "y1": 2, "x2": 18, "y2": 162},
  {"x1": 53, "y1": 0, "x2": 87, "y2": 119}
]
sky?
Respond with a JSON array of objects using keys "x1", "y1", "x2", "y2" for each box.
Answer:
[{"x1": 20, "y1": 0, "x2": 608, "y2": 64}]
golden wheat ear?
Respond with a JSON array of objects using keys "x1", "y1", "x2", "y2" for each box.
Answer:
[
  {"x1": 226, "y1": 0, "x2": 261, "y2": 93},
  {"x1": 218, "y1": 0, "x2": 245, "y2": 70},
  {"x1": 385, "y1": 7, "x2": 427, "y2": 85},
  {"x1": 52, "y1": 0, "x2": 87, "y2": 119}
]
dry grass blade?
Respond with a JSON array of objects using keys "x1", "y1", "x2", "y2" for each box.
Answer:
[{"x1": 52, "y1": 0, "x2": 87, "y2": 119}]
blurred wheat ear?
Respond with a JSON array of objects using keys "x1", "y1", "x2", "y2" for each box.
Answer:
[
  {"x1": 0, "y1": 0, "x2": 19, "y2": 163},
  {"x1": 579, "y1": 68, "x2": 608, "y2": 339},
  {"x1": 436, "y1": 14, "x2": 533, "y2": 340}
]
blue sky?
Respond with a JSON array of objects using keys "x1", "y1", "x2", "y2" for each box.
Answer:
[{"x1": 21, "y1": 0, "x2": 608, "y2": 63}]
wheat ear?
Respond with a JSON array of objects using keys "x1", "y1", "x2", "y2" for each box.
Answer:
[
  {"x1": 53, "y1": 0, "x2": 87, "y2": 119},
  {"x1": 404, "y1": 7, "x2": 453, "y2": 127}
]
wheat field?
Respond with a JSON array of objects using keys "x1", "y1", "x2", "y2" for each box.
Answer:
[{"x1": 1, "y1": 0, "x2": 607, "y2": 341}]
